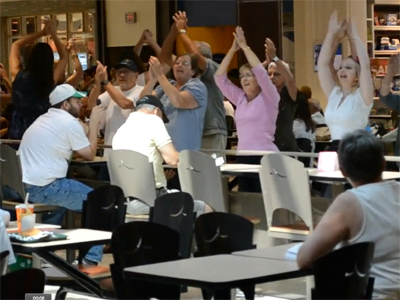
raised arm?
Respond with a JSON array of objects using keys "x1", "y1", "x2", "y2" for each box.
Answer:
[
  {"x1": 149, "y1": 56, "x2": 198, "y2": 109},
  {"x1": 214, "y1": 37, "x2": 242, "y2": 106},
  {"x1": 347, "y1": 20, "x2": 373, "y2": 106},
  {"x1": 379, "y1": 54, "x2": 400, "y2": 110},
  {"x1": 133, "y1": 30, "x2": 146, "y2": 57},
  {"x1": 234, "y1": 27, "x2": 261, "y2": 69},
  {"x1": 329, "y1": 21, "x2": 347, "y2": 85},
  {"x1": 160, "y1": 24, "x2": 179, "y2": 68},
  {"x1": 265, "y1": 38, "x2": 298, "y2": 101},
  {"x1": 9, "y1": 20, "x2": 50, "y2": 81},
  {"x1": 142, "y1": 29, "x2": 172, "y2": 74},
  {"x1": 173, "y1": 11, "x2": 207, "y2": 71},
  {"x1": 65, "y1": 39, "x2": 83, "y2": 87},
  {"x1": 139, "y1": 65, "x2": 158, "y2": 98},
  {"x1": 96, "y1": 61, "x2": 134, "y2": 109},
  {"x1": 318, "y1": 11, "x2": 342, "y2": 98},
  {"x1": 51, "y1": 22, "x2": 68, "y2": 84}
]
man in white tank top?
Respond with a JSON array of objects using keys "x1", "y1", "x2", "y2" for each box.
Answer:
[{"x1": 297, "y1": 129, "x2": 400, "y2": 299}]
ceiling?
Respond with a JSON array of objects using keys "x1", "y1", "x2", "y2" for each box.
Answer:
[{"x1": 0, "y1": 0, "x2": 96, "y2": 17}]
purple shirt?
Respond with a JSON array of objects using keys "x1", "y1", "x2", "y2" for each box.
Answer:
[{"x1": 214, "y1": 64, "x2": 280, "y2": 151}]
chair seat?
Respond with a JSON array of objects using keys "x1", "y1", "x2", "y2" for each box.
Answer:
[
  {"x1": 43, "y1": 265, "x2": 110, "y2": 281},
  {"x1": 244, "y1": 216, "x2": 261, "y2": 225},
  {"x1": 2, "y1": 200, "x2": 59, "y2": 212},
  {"x1": 270, "y1": 223, "x2": 311, "y2": 235}
]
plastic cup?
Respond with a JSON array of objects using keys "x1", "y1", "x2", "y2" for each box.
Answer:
[{"x1": 15, "y1": 204, "x2": 34, "y2": 233}]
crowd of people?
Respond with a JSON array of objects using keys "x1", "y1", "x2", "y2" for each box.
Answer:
[{"x1": 0, "y1": 10, "x2": 399, "y2": 298}]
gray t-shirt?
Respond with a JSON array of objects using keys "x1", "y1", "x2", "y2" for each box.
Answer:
[
  {"x1": 201, "y1": 59, "x2": 227, "y2": 136},
  {"x1": 155, "y1": 78, "x2": 207, "y2": 151}
]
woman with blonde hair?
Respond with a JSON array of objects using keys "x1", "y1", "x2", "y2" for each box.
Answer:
[{"x1": 318, "y1": 12, "x2": 373, "y2": 151}]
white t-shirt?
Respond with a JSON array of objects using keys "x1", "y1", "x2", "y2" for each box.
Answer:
[
  {"x1": 311, "y1": 112, "x2": 326, "y2": 125},
  {"x1": 224, "y1": 100, "x2": 235, "y2": 118},
  {"x1": 344, "y1": 181, "x2": 400, "y2": 299},
  {"x1": 136, "y1": 73, "x2": 146, "y2": 87},
  {"x1": 293, "y1": 119, "x2": 316, "y2": 153},
  {"x1": 0, "y1": 219, "x2": 15, "y2": 265},
  {"x1": 112, "y1": 111, "x2": 172, "y2": 188},
  {"x1": 98, "y1": 85, "x2": 144, "y2": 157},
  {"x1": 325, "y1": 86, "x2": 372, "y2": 140},
  {"x1": 19, "y1": 108, "x2": 89, "y2": 186}
]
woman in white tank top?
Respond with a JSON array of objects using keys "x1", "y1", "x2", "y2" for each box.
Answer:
[
  {"x1": 298, "y1": 130, "x2": 400, "y2": 299},
  {"x1": 318, "y1": 12, "x2": 373, "y2": 151}
]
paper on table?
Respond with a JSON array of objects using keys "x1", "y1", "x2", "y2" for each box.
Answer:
[
  {"x1": 285, "y1": 243, "x2": 303, "y2": 261},
  {"x1": 20, "y1": 213, "x2": 36, "y2": 232}
]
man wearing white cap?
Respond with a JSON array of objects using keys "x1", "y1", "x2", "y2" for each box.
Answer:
[{"x1": 18, "y1": 84, "x2": 105, "y2": 264}]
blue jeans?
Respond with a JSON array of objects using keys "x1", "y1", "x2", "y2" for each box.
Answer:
[{"x1": 23, "y1": 178, "x2": 103, "y2": 263}]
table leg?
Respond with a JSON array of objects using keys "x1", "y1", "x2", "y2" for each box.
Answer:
[
  {"x1": 332, "y1": 184, "x2": 345, "y2": 199},
  {"x1": 36, "y1": 250, "x2": 102, "y2": 297},
  {"x1": 65, "y1": 210, "x2": 76, "y2": 263}
]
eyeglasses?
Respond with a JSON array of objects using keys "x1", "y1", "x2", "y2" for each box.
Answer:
[
  {"x1": 174, "y1": 60, "x2": 191, "y2": 67},
  {"x1": 239, "y1": 73, "x2": 254, "y2": 79},
  {"x1": 268, "y1": 72, "x2": 281, "y2": 77}
]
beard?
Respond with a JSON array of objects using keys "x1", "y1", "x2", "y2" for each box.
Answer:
[{"x1": 67, "y1": 106, "x2": 79, "y2": 118}]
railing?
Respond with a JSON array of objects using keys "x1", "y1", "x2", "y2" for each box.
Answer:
[{"x1": 2, "y1": 139, "x2": 399, "y2": 162}]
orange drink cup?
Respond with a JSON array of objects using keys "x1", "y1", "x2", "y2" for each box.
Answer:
[{"x1": 15, "y1": 204, "x2": 34, "y2": 233}]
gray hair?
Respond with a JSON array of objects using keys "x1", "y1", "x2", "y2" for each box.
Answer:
[
  {"x1": 268, "y1": 61, "x2": 290, "y2": 72},
  {"x1": 195, "y1": 41, "x2": 212, "y2": 59},
  {"x1": 135, "y1": 103, "x2": 156, "y2": 112},
  {"x1": 338, "y1": 129, "x2": 385, "y2": 184}
]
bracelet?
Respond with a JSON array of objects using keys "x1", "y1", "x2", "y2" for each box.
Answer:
[{"x1": 243, "y1": 46, "x2": 250, "y2": 51}]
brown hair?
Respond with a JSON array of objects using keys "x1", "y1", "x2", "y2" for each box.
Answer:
[{"x1": 176, "y1": 53, "x2": 202, "y2": 78}]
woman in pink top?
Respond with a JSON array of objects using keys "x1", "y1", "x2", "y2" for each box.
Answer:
[
  {"x1": 214, "y1": 26, "x2": 280, "y2": 192},
  {"x1": 214, "y1": 27, "x2": 280, "y2": 151}
]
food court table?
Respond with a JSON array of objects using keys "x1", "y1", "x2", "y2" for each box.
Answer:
[
  {"x1": 124, "y1": 254, "x2": 311, "y2": 300},
  {"x1": 233, "y1": 243, "x2": 301, "y2": 261},
  {"x1": 11, "y1": 228, "x2": 112, "y2": 297}
]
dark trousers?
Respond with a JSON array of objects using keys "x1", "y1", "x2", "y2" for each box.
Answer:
[{"x1": 236, "y1": 156, "x2": 262, "y2": 193}]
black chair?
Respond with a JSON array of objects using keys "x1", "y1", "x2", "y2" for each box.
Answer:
[
  {"x1": 194, "y1": 212, "x2": 256, "y2": 300},
  {"x1": 45, "y1": 185, "x2": 127, "y2": 300},
  {"x1": 0, "y1": 250, "x2": 9, "y2": 275},
  {"x1": 110, "y1": 221, "x2": 181, "y2": 300},
  {"x1": 296, "y1": 138, "x2": 312, "y2": 167},
  {"x1": 312, "y1": 242, "x2": 375, "y2": 299},
  {"x1": 1, "y1": 268, "x2": 46, "y2": 299},
  {"x1": 151, "y1": 192, "x2": 195, "y2": 259}
]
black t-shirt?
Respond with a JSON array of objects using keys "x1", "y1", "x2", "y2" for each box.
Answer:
[{"x1": 274, "y1": 86, "x2": 308, "y2": 151}]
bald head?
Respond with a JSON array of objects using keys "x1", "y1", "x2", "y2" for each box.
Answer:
[
  {"x1": 308, "y1": 98, "x2": 322, "y2": 114},
  {"x1": 195, "y1": 41, "x2": 212, "y2": 59}
]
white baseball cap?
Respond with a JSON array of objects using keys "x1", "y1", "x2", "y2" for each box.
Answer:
[{"x1": 50, "y1": 84, "x2": 86, "y2": 106}]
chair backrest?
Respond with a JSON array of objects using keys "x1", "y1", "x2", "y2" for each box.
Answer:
[
  {"x1": 194, "y1": 212, "x2": 255, "y2": 256},
  {"x1": 82, "y1": 185, "x2": 127, "y2": 231},
  {"x1": 0, "y1": 250, "x2": 9, "y2": 275},
  {"x1": 0, "y1": 144, "x2": 26, "y2": 199},
  {"x1": 312, "y1": 242, "x2": 375, "y2": 299},
  {"x1": 151, "y1": 192, "x2": 195, "y2": 259},
  {"x1": 110, "y1": 222, "x2": 181, "y2": 299},
  {"x1": 108, "y1": 149, "x2": 156, "y2": 207},
  {"x1": 178, "y1": 150, "x2": 227, "y2": 212},
  {"x1": 0, "y1": 268, "x2": 45, "y2": 299},
  {"x1": 259, "y1": 153, "x2": 313, "y2": 230}
]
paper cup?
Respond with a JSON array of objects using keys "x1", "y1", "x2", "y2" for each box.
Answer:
[{"x1": 15, "y1": 204, "x2": 34, "y2": 233}]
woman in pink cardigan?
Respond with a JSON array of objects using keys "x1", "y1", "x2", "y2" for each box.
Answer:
[{"x1": 214, "y1": 26, "x2": 280, "y2": 192}]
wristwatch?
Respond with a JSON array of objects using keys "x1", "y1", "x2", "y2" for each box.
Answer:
[
  {"x1": 100, "y1": 80, "x2": 110, "y2": 87},
  {"x1": 272, "y1": 56, "x2": 280, "y2": 62},
  {"x1": 179, "y1": 29, "x2": 187, "y2": 34}
]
